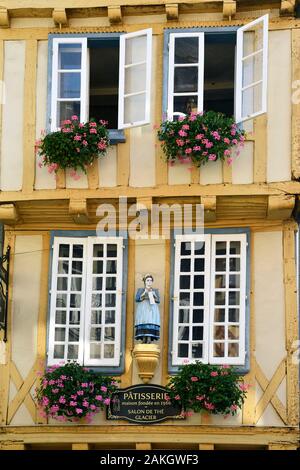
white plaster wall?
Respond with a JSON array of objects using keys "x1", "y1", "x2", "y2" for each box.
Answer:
[
  {"x1": 35, "y1": 40, "x2": 56, "y2": 190},
  {"x1": 0, "y1": 41, "x2": 25, "y2": 191},
  {"x1": 200, "y1": 160, "x2": 223, "y2": 184},
  {"x1": 267, "y1": 30, "x2": 291, "y2": 182},
  {"x1": 168, "y1": 162, "x2": 191, "y2": 185},
  {"x1": 129, "y1": 37, "x2": 157, "y2": 187},
  {"x1": 232, "y1": 142, "x2": 254, "y2": 184},
  {"x1": 254, "y1": 231, "x2": 286, "y2": 381},
  {"x1": 132, "y1": 239, "x2": 165, "y2": 385},
  {"x1": 99, "y1": 146, "x2": 117, "y2": 187},
  {"x1": 66, "y1": 168, "x2": 88, "y2": 188}
]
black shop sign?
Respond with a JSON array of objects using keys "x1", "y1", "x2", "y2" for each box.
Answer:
[{"x1": 107, "y1": 384, "x2": 184, "y2": 424}]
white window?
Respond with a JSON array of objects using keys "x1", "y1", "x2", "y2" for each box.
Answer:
[
  {"x1": 51, "y1": 29, "x2": 152, "y2": 131},
  {"x1": 48, "y1": 236, "x2": 124, "y2": 367},
  {"x1": 172, "y1": 233, "x2": 247, "y2": 366},
  {"x1": 166, "y1": 15, "x2": 268, "y2": 123}
]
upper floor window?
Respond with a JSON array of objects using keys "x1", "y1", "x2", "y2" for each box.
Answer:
[
  {"x1": 166, "y1": 14, "x2": 268, "y2": 123},
  {"x1": 171, "y1": 233, "x2": 248, "y2": 367},
  {"x1": 50, "y1": 29, "x2": 152, "y2": 131},
  {"x1": 48, "y1": 236, "x2": 125, "y2": 368}
]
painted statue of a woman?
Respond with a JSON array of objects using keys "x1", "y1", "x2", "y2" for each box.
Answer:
[{"x1": 134, "y1": 274, "x2": 160, "y2": 344}]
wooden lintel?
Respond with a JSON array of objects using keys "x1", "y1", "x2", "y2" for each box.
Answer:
[
  {"x1": 107, "y1": 5, "x2": 122, "y2": 25},
  {"x1": 280, "y1": 0, "x2": 296, "y2": 16},
  {"x1": 201, "y1": 196, "x2": 217, "y2": 222},
  {"x1": 267, "y1": 195, "x2": 295, "y2": 220},
  {"x1": 166, "y1": 3, "x2": 179, "y2": 21},
  {"x1": 72, "y1": 443, "x2": 90, "y2": 450},
  {"x1": 223, "y1": 0, "x2": 236, "y2": 20},
  {"x1": 69, "y1": 199, "x2": 90, "y2": 225},
  {"x1": 52, "y1": 8, "x2": 68, "y2": 27},
  {"x1": 0, "y1": 204, "x2": 19, "y2": 224},
  {"x1": 136, "y1": 197, "x2": 152, "y2": 212},
  {"x1": 0, "y1": 8, "x2": 9, "y2": 28}
]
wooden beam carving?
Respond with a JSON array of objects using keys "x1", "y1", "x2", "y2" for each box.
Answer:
[
  {"x1": 223, "y1": 0, "x2": 236, "y2": 20},
  {"x1": 0, "y1": 204, "x2": 20, "y2": 224},
  {"x1": 201, "y1": 196, "x2": 216, "y2": 222},
  {"x1": 267, "y1": 195, "x2": 295, "y2": 220},
  {"x1": 69, "y1": 199, "x2": 90, "y2": 225},
  {"x1": 108, "y1": 5, "x2": 122, "y2": 25},
  {"x1": 0, "y1": 8, "x2": 9, "y2": 28},
  {"x1": 52, "y1": 8, "x2": 68, "y2": 27},
  {"x1": 166, "y1": 3, "x2": 178, "y2": 21},
  {"x1": 280, "y1": 0, "x2": 296, "y2": 16}
]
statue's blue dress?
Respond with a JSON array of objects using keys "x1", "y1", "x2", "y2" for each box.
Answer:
[{"x1": 134, "y1": 288, "x2": 160, "y2": 341}]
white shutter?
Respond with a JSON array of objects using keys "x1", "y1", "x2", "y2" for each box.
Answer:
[
  {"x1": 84, "y1": 237, "x2": 123, "y2": 366},
  {"x1": 48, "y1": 238, "x2": 87, "y2": 366},
  {"x1": 51, "y1": 38, "x2": 88, "y2": 131},
  {"x1": 235, "y1": 14, "x2": 269, "y2": 123},
  {"x1": 208, "y1": 234, "x2": 247, "y2": 365},
  {"x1": 172, "y1": 234, "x2": 211, "y2": 366},
  {"x1": 118, "y1": 28, "x2": 152, "y2": 129},
  {"x1": 167, "y1": 32, "x2": 204, "y2": 121}
]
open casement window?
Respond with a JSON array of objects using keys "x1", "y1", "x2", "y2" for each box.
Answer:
[
  {"x1": 172, "y1": 233, "x2": 247, "y2": 366},
  {"x1": 51, "y1": 38, "x2": 89, "y2": 131},
  {"x1": 118, "y1": 28, "x2": 152, "y2": 129},
  {"x1": 235, "y1": 14, "x2": 269, "y2": 123},
  {"x1": 167, "y1": 33, "x2": 205, "y2": 121},
  {"x1": 48, "y1": 237, "x2": 123, "y2": 367}
]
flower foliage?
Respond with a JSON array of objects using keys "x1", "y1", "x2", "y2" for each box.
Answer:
[
  {"x1": 36, "y1": 116, "x2": 109, "y2": 175},
  {"x1": 166, "y1": 362, "x2": 249, "y2": 416},
  {"x1": 157, "y1": 111, "x2": 246, "y2": 167},
  {"x1": 35, "y1": 362, "x2": 119, "y2": 423}
]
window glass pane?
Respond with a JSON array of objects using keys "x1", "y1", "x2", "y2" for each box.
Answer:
[
  {"x1": 229, "y1": 291, "x2": 240, "y2": 305},
  {"x1": 106, "y1": 277, "x2": 116, "y2": 291},
  {"x1": 180, "y1": 275, "x2": 190, "y2": 289},
  {"x1": 243, "y1": 25, "x2": 263, "y2": 57},
  {"x1": 67, "y1": 344, "x2": 78, "y2": 359},
  {"x1": 192, "y1": 343, "x2": 203, "y2": 358},
  {"x1": 59, "y1": 244, "x2": 69, "y2": 258},
  {"x1": 215, "y1": 258, "x2": 226, "y2": 272},
  {"x1": 215, "y1": 274, "x2": 226, "y2": 289},
  {"x1": 228, "y1": 343, "x2": 239, "y2": 357},
  {"x1": 229, "y1": 308, "x2": 239, "y2": 323},
  {"x1": 104, "y1": 344, "x2": 115, "y2": 358},
  {"x1": 214, "y1": 308, "x2": 225, "y2": 322},
  {"x1": 213, "y1": 342, "x2": 225, "y2": 357},
  {"x1": 193, "y1": 292, "x2": 204, "y2": 306},
  {"x1": 179, "y1": 308, "x2": 189, "y2": 323},
  {"x1": 58, "y1": 260, "x2": 69, "y2": 274},
  {"x1": 69, "y1": 311, "x2": 80, "y2": 325},
  {"x1": 104, "y1": 327, "x2": 115, "y2": 341},
  {"x1": 230, "y1": 258, "x2": 240, "y2": 272},
  {"x1": 125, "y1": 35, "x2": 147, "y2": 65},
  {"x1": 229, "y1": 274, "x2": 240, "y2": 288},
  {"x1": 216, "y1": 241, "x2": 227, "y2": 255},
  {"x1": 55, "y1": 310, "x2": 66, "y2": 324},
  {"x1": 181, "y1": 242, "x2": 191, "y2": 255},
  {"x1": 55, "y1": 327, "x2": 65, "y2": 341},
  {"x1": 105, "y1": 294, "x2": 116, "y2": 307},
  {"x1": 215, "y1": 292, "x2": 226, "y2": 305},
  {"x1": 178, "y1": 326, "x2": 189, "y2": 340},
  {"x1": 214, "y1": 325, "x2": 225, "y2": 340},
  {"x1": 58, "y1": 43, "x2": 82, "y2": 70},
  {"x1": 179, "y1": 292, "x2": 190, "y2": 306},
  {"x1": 106, "y1": 260, "x2": 117, "y2": 274},
  {"x1": 57, "y1": 101, "x2": 80, "y2": 128},
  {"x1": 93, "y1": 260, "x2": 103, "y2": 274},
  {"x1": 105, "y1": 310, "x2": 116, "y2": 324},
  {"x1": 56, "y1": 293, "x2": 67, "y2": 308},
  {"x1": 125, "y1": 63, "x2": 146, "y2": 95},
  {"x1": 90, "y1": 327, "x2": 102, "y2": 341},
  {"x1": 180, "y1": 258, "x2": 190, "y2": 272},
  {"x1": 54, "y1": 344, "x2": 65, "y2": 359},
  {"x1": 192, "y1": 326, "x2": 203, "y2": 340},
  {"x1": 194, "y1": 258, "x2": 204, "y2": 272},
  {"x1": 72, "y1": 261, "x2": 82, "y2": 274},
  {"x1": 173, "y1": 95, "x2": 198, "y2": 116},
  {"x1": 68, "y1": 328, "x2": 80, "y2": 342},
  {"x1": 58, "y1": 72, "x2": 81, "y2": 99},
  {"x1": 93, "y1": 244, "x2": 104, "y2": 257},
  {"x1": 124, "y1": 93, "x2": 146, "y2": 124},
  {"x1": 230, "y1": 241, "x2": 241, "y2": 255},
  {"x1": 93, "y1": 277, "x2": 103, "y2": 291},
  {"x1": 91, "y1": 310, "x2": 102, "y2": 324},
  {"x1": 174, "y1": 37, "x2": 199, "y2": 64},
  {"x1": 174, "y1": 66, "x2": 198, "y2": 93},
  {"x1": 193, "y1": 309, "x2": 204, "y2": 323},
  {"x1": 242, "y1": 52, "x2": 262, "y2": 88},
  {"x1": 242, "y1": 82, "x2": 263, "y2": 118},
  {"x1": 194, "y1": 241, "x2": 205, "y2": 255},
  {"x1": 92, "y1": 293, "x2": 102, "y2": 308},
  {"x1": 57, "y1": 277, "x2": 68, "y2": 291},
  {"x1": 178, "y1": 343, "x2": 189, "y2": 357},
  {"x1": 90, "y1": 343, "x2": 101, "y2": 359},
  {"x1": 70, "y1": 293, "x2": 81, "y2": 308},
  {"x1": 228, "y1": 326, "x2": 239, "y2": 340},
  {"x1": 73, "y1": 245, "x2": 83, "y2": 258},
  {"x1": 71, "y1": 277, "x2": 82, "y2": 291},
  {"x1": 194, "y1": 275, "x2": 204, "y2": 289},
  {"x1": 107, "y1": 244, "x2": 118, "y2": 257}
]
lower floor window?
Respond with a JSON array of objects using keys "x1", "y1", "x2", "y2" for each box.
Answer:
[
  {"x1": 48, "y1": 236, "x2": 124, "y2": 367},
  {"x1": 171, "y1": 233, "x2": 247, "y2": 366}
]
